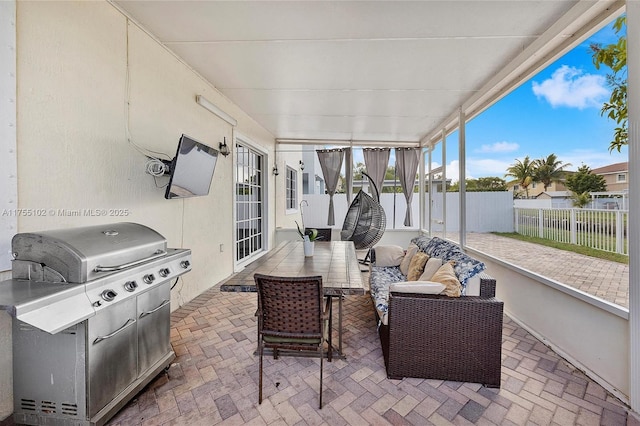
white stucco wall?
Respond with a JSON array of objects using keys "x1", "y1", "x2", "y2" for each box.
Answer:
[
  {"x1": 472, "y1": 250, "x2": 630, "y2": 403},
  {"x1": 0, "y1": 1, "x2": 276, "y2": 419},
  {"x1": 275, "y1": 145, "x2": 306, "y2": 231}
]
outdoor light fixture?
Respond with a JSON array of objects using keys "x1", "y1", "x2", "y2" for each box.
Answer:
[
  {"x1": 218, "y1": 137, "x2": 230, "y2": 157},
  {"x1": 299, "y1": 160, "x2": 305, "y2": 171},
  {"x1": 272, "y1": 164, "x2": 279, "y2": 176},
  {"x1": 196, "y1": 95, "x2": 238, "y2": 127}
]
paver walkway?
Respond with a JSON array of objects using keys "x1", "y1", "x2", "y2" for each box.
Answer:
[{"x1": 446, "y1": 232, "x2": 630, "y2": 308}]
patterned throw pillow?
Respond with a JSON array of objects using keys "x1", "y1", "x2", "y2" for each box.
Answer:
[
  {"x1": 430, "y1": 261, "x2": 462, "y2": 297},
  {"x1": 399, "y1": 243, "x2": 418, "y2": 276},
  {"x1": 414, "y1": 236, "x2": 486, "y2": 287},
  {"x1": 406, "y1": 252, "x2": 429, "y2": 281}
]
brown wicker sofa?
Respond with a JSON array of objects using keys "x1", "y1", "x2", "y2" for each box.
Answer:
[{"x1": 369, "y1": 236, "x2": 503, "y2": 387}]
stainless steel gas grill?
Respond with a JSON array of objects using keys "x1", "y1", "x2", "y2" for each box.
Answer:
[{"x1": 0, "y1": 222, "x2": 192, "y2": 426}]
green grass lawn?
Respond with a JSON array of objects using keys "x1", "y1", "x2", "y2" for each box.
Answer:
[{"x1": 492, "y1": 232, "x2": 629, "y2": 264}]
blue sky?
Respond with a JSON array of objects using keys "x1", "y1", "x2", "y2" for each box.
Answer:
[{"x1": 429, "y1": 17, "x2": 629, "y2": 183}]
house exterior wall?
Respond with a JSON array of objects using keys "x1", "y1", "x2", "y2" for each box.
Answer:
[
  {"x1": 592, "y1": 162, "x2": 629, "y2": 192},
  {"x1": 601, "y1": 172, "x2": 629, "y2": 192},
  {"x1": 0, "y1": 1, "x2": 279, "y2": 418},
  {"x1": 276, "y1": 145, "x2": 306, "y2": 230},
  {"x1": 508, "y1": 180, "x2": 568, "y2": 198}
]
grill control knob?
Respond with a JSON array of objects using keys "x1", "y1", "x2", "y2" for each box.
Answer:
[
  {"x1": 92, "y1": 300, "x2": 102, "y2": 307},
  {"x1": 180, "y1": 260, "x2": 191, "y2": 269},
  {"x1": 124, "y1": 281, "x2": 138, "y2": 292},
  {"x1": 159, "y1": 268, "x2": 170, "y2": 278},
  {"x1": 101, "y1": 289, "x2": 117, "y2": 302},
  {"x1": 143, "y1": 274, "x2": 155, "y2": 284}
]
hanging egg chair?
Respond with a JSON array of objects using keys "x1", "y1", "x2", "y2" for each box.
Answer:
[{"x1": 341, "y1": 173, "x2": 386, "y2": 250}]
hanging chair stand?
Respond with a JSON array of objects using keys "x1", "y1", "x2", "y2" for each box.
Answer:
[{"x1": 340, "y1": 172, "x2": 386, "y2": 267}]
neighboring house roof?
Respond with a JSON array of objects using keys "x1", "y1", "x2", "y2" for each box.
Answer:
[
  {"x1": 536, "y1": 191, "x2": 571, "y2": 199},
  {"x1": 591, "y1": 162, "x2": 628, "y2": 175}
]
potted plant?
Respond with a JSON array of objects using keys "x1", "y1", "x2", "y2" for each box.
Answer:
[{"x1": 296, "y1": 221, "x2": 319, "y2": 256}]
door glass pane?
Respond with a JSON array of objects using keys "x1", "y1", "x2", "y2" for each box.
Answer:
[{"x1": 235, "y1": 142, "x2": 265, "y2": 262}]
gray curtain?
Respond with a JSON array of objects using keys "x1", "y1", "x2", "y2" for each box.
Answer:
[
  {"x1": 344, "y1": 147, "x2": 353, "y2": 204},
  {"x1": 363, "y1": 148, "x2": 390, "y2": 202},
  {"x1": 395, "y1": 148, "x2": 420, "y2": 226},
  {"x1": 316, "y1": 149, "x2": 344, "y2": 226}
]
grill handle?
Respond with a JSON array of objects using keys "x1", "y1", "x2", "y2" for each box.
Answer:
[
  {"x1": 139, "y1": 299, "x2": 170, "y2": 319},
  {"x1": 94, "y1": 250, "x2": 167, "y2": 273},
  {"x1": 93, "y1": 318, "x2": 136, "y2": 344}
]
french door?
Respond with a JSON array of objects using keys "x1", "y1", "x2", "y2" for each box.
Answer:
[{"x1": 235, "y1": 142, "x2": 265, "y2": 263}]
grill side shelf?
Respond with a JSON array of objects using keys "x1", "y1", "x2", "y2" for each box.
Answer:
[{"x1": 0, "y1": 279, "x2": 95, "y2": 334}]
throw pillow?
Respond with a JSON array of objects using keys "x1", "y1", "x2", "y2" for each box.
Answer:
[
  {"x1": 406, "y1": 252, "x2": 429, "y2": 281},
  {"x1": 418, "y1": 257, "x2": 443, "y2": 281},
  {"x1": 389, "y1": 281, "x2": 445, "y2": 294},
  {"x1": 431, "y1": 261, "x2": 462, "y2": 297},
  {"x1": 373, "y1": 245, "x2": 406, "y2": 267},
  {"x1": 399, "y1": 243, "x2": 418, "y2": 276},
  {"x1": 418, "y1": 237, "x2": 486, "y2": 285}
]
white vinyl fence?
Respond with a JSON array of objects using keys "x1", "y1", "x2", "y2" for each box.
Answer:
[
  {"x1": 514, "y1": 207, "x2": 629, "y2": 255},
  {"x1": 300, "y1": 191, "x2": 514, "y2": 233}
]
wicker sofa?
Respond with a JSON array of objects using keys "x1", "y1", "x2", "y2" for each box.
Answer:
[{"x1": 369, "y1": 235, "x2": 503, "y2": 387}]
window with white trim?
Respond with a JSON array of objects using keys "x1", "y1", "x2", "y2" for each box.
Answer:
[
  {"x1": 617, "y1": 173, "x2": 626, "y2": 182},
  {"x1": 286, "y1": 166, "x2": 297, "y2": 210}
]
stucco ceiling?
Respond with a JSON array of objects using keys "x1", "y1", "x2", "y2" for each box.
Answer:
[{"x1": 113, "y1": 0, "x2": 623, "y2": 145}]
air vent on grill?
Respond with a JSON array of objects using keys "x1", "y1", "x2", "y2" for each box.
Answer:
[
  {"x1": 61, "y1": 403, "x2": 78, "y2": 417},
  {"x1": 19, "y1": 398, "x2": 80, "y2": 416},
  {"x1": 20, "y1": 399, "x2": 36, "y2": 411},
  {"x1": 41, "y1": 400, "x2": 56, "y2": 414}
]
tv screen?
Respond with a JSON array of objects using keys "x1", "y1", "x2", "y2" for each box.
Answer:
[{"x1": 165, "y1": 134, "x2": 219, "y2": 199}]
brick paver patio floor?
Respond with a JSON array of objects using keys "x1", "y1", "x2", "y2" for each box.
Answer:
[{"x1": 104, "y1": 278, "x2": 629, "y2": 425}]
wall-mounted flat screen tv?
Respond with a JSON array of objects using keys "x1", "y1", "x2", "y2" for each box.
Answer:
[{"x1": 165, "y1": 134, "x2": 218, "y2": 199}]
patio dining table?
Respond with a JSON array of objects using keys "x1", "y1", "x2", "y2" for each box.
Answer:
[{"x1": 221, "y1": 240, "x2": 365, "y2": 357}]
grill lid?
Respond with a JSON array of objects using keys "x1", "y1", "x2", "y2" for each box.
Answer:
[{"x1": 11, "y1": 222, "x2": 168, "y2": 283}]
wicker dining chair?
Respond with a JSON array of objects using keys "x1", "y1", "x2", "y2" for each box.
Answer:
[{"x1": 254, "y1": 273, "x2": 332, "y2": 409}]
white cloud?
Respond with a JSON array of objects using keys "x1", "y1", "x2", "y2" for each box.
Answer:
[
  {"x1": 531, "y1": 65, "x2": 609, "y2": 109},
  {"x1": 476, "y1": 141, "x2": 519, "y2": 153},
  {"x1": 430, "y1": 158, "x2": 512, "y2": 183},
  {"x1": 468, "y1": 158, "x2": 513, "y2": 178}
]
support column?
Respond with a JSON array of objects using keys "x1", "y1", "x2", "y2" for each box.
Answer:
[
  {"x1": 458, "y1": 109, "x2": 467, "y2": 248},
  {"x1": 428, "y1": 145, "x2": 433, "y2": 237},
  {"x1": 441, "y1": 129, "x2": 447, "y2": 239},
  {"x1": 419, "y1": 145, "x2": 425, "y2": 232},
  {"x1": 627, "y1": 0, "x2": 640, "y2": 414}
]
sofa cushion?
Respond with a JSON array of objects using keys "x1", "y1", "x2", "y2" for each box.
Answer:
[
  {"x1": 406, "y1": 252, "x2": 429, "y2": 281},
  {"x1": 418, "y1": 257, "x2": 443, "y2": 281},
  {"x1": 411, "y1": 235, "x2": 432, "y2": 252},
  {"x1": 370, "y1": 265, "x2": 406, "y2": 325},
  {"x1": 389, "y1": 281, "x2": 445, "y2": 294},
  {"x1": 373, "y1": 245, "x2": 406, "y2": 267},
  {"x1": 399, "y1": 243, "x2": 418, "y2": 275},
  {"x1": 414, "y1": 236, "x2": 486, "y2": 287},
  {"x1": 431, "y1": 261, "x2": 462, "y2": 297}
]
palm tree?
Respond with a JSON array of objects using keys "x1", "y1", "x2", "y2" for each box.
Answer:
[
  {"x1": 533, "y1": 154, "x2": 572, "y2": 191},
  {"x1": 505, "y1": 156, "x2": 535, "y2": 198},
  {"x1": 571, "y1": 191, "x2": 591, "y2": 208}
]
